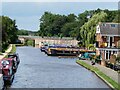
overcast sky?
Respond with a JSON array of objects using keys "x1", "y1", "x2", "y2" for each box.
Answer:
[{"x1": 1, "y1": 1, "x2": 119, "y2": 31}]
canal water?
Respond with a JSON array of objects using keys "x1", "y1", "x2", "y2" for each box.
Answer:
[{"x1": 11, "y1": 46, "x2": 109, "y2": 88}]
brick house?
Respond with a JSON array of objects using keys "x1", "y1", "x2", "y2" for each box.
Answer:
[{"x1": 96, "y1": 22, "x2": 120, "y2": 65}]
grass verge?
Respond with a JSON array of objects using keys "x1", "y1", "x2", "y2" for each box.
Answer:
[
  {"x1": 4, "y1": 44, "x2": 16, "y2": 58},
  {"x1": 76, "y1": 60, "x2": 120, "y2": 90},
  {"x1": 9, "y1": 44, "x2": 16, "y2": 54}
]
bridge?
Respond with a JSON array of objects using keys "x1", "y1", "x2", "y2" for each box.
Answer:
[{"x1": 18, "y1": 35, "x2": 79, "y2": 48}]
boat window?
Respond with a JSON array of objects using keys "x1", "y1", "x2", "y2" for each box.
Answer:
[
  {"x1": 1, "y1": 60, "x2": 10, "y2": 65},
  {"x1": 111, "y1": 24, "x2": 116, "y2": 27}
]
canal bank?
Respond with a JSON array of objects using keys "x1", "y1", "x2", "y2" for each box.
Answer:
[{"x1": 76, "y1": 60, "x2": 120, "y2": 90}]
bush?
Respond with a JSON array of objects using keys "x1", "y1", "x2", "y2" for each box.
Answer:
[
  {"x1": 25, "y1": 39, "x2": 34, "y2": 46},
  {"x1": 87, "y1": 44, "x2": 96, "y2": 50},
  {"x1": 2, "y1": 43, "x2": 9, "y2": 53}
]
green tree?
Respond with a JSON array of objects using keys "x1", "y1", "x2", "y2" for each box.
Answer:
[
  {"x1": 1, "y1": 16, "x2": 18, "y2": 52},
  {"x1": 17, "y1": 29, "x2": 29, "y2": 35},
  {"x1": 80, "y1": 11, "x2": 107, "y2": 48},
  {"x1": 67, "y1": 14, "x2": 77, "y2": 22},
  {"x1": 38, "y1": 9, "x2": 119, "y2": 46},
  {"x1": 61, "y1": 21, "x2": 79, "y2": 37},
  {"x1": 39, "y1": 12, "x2": 67, "y2": 36}
]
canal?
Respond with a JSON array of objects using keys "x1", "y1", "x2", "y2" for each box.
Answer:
[{"x1": 10, "y1": 46, "x2": 109, "y2": 88}]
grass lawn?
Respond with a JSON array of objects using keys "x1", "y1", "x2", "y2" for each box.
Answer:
[
  {"x1": 9, "y1": 44, "x2": 16, "y2": 54},
  {"x1": 76, "y1": 60, "x2": 120, "y2": 90}
]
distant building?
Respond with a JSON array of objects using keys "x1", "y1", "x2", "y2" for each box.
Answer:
[
  {"x1": 96, "y1": 22, "x2": 120, "y2": 64},
  {"x1": 18, "y1": 36, "x2": 79, "y2": 48},
  {"x1": 35, "y1": 37, "x2": 79, "y2": 48}
]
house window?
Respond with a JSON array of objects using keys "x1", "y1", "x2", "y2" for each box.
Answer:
[{"x1": 111, "y1": 24, "x2": 116, "y2": 27}]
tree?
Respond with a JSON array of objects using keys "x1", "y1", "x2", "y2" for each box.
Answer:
[
  {"x1": 80, "y1": 11, "x2": 107, "y2": 48},
  {"x1": 1, "y1": 16, "x2": 18, "y2": 52},
  {"x1": 61, "y1": 21, "x2": 79, "y2": 37},
  {"x1": 39, "y1": 12, "x2": 67, "y2": 36},
  {"x1": 38, "y1": 9, "x2": 119, "y2": 46},
  {"x1": 104, "y1": 10, "x2": 118, "y2": 22},
  {"x1": 17, "y1": 29, "x2": 29, "y2": 35},
  {"x1": 67, "y1": 14, "x2": 76, "y2": 22},
  {"x1": 78, "y1": 10, "x2": 88, "y2": 25}
]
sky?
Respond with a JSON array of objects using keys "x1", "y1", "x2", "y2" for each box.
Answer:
[{"x1": 1, "y1": 1, "x2": 119, "y2": 31}]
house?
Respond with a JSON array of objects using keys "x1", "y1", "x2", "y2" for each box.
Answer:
[{"x1": 96, "y1": 22, "x2": 120, "y2": 65}]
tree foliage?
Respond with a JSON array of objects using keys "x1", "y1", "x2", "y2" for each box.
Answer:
[
  {"x1": 38, "y1": 11, "x2": 89, "y2": 38},
  {"x1": 17, "y1": 29, "x2": 38, "y2": 36},
  {"x1": 38, "y1": 9, "x2": 119, "y2": 47},
  {"x1": 17, "y1": 29, "x2": 29, "y2": 35},
  {"x1": 80, "y1": 11, "x2": 107, "y2": 47},
  {"x1": 0, "y1": 16, "x2": 18, "y2": 52}
]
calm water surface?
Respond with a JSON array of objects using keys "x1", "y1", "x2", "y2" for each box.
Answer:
[{"x1": 11, "y1": 46, "x2": 109, "y2": 88}]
